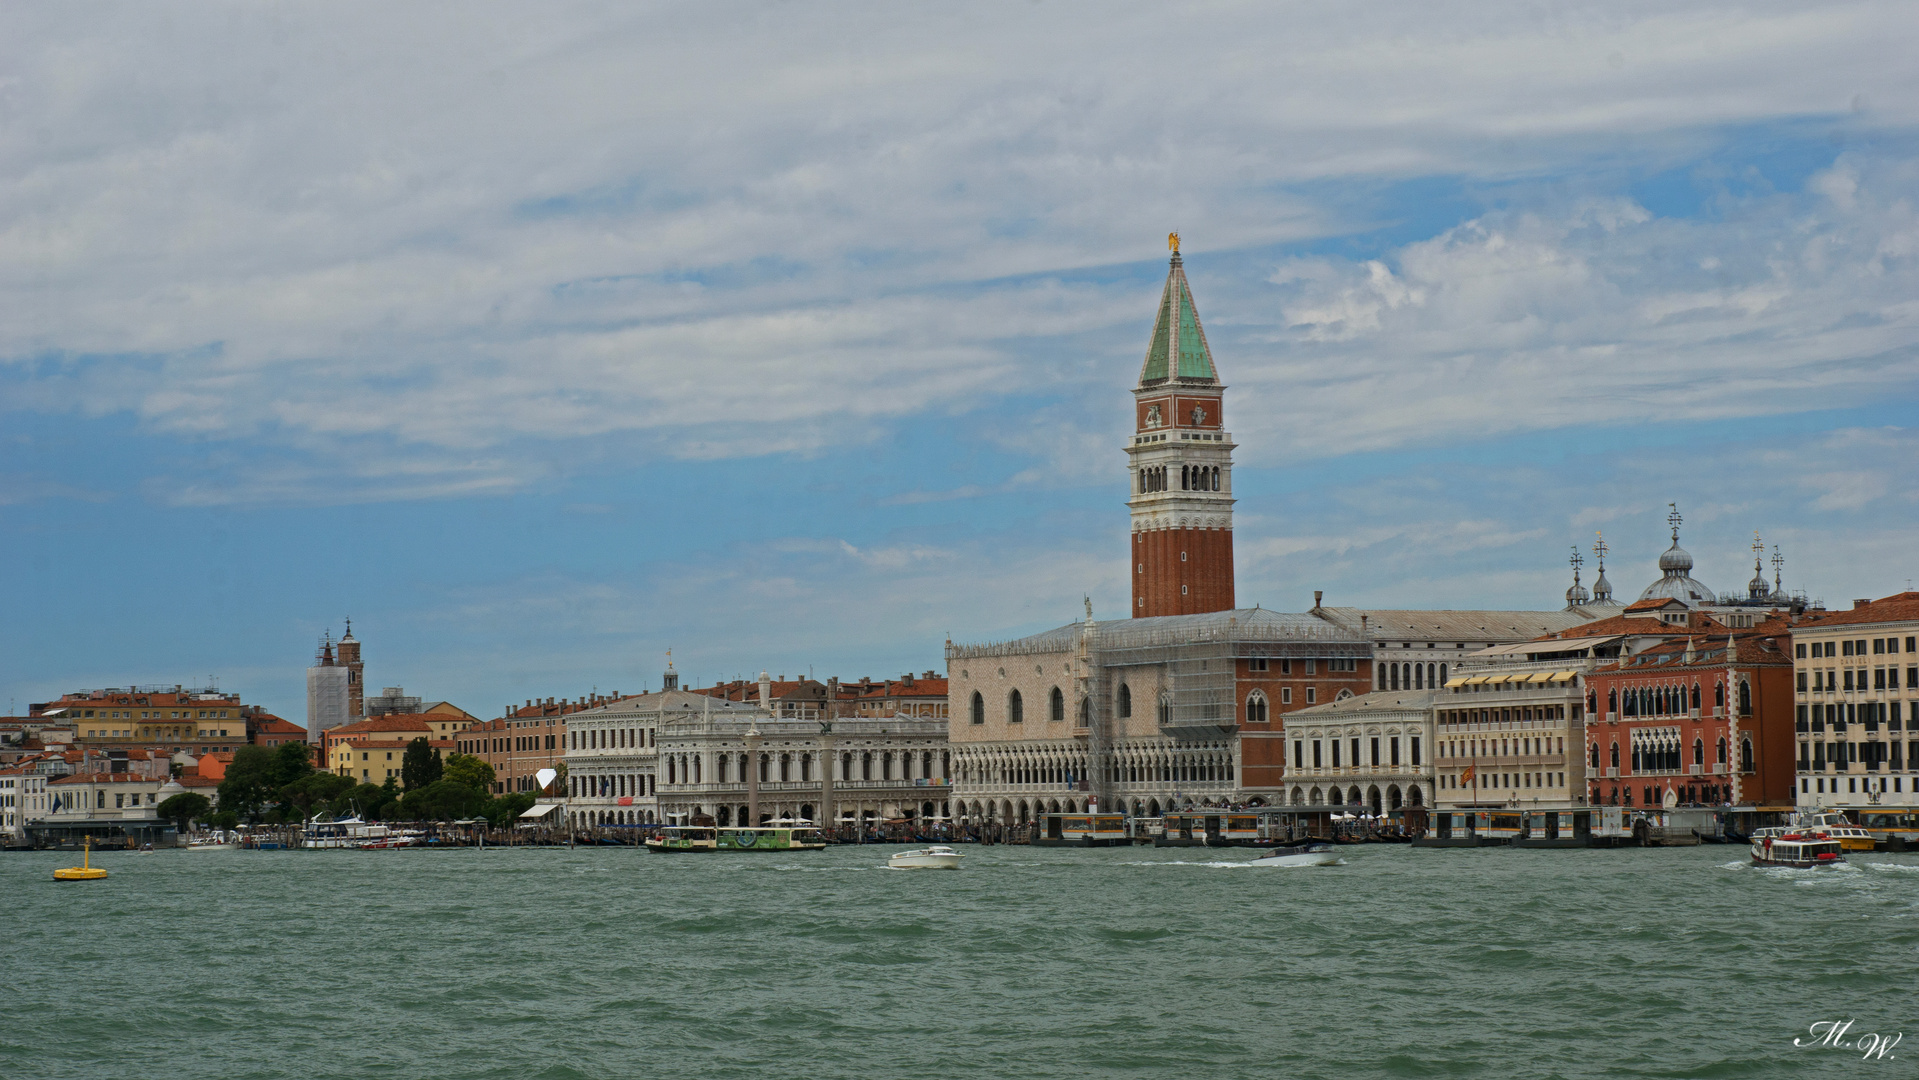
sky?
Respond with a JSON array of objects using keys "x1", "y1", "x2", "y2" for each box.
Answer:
[{"x1": 3, "y1": 2, "x2": 1917, "y2": 723}]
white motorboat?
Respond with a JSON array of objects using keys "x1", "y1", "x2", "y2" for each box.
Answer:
[
  {"x1": 1247, "y1": 842, "x2": 1340, "y2": 868},
  {"x1": 888, "y1": 845, "x2": 965, "y2": 870}
]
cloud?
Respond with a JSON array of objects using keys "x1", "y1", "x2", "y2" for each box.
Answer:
[{"x1": 1, "y1": 3, "x2": 1916, "y2": 505}]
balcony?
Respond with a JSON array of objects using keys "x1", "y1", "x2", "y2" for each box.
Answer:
[
  {"x1": 1688, "y1": 764, "x2": 1702, "y2": 775},
  {"x1": 1713, "y1": 763, "x2": 1728, "y2": 775},
  {"x1": 1606, "y1": 766, "x2": 1619, "y2": 778}
]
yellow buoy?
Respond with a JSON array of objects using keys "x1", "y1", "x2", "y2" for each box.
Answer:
[{"x1": 54, "y1": 836, "x2": 109, "y2": 881}]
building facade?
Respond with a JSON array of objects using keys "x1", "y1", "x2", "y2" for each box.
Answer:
[
  {"x1": 1788, "y1": 592, "x2": 1919, "y2": 810},
  {"x1": 565, "y1": 677, "x2": 951, "y2": 829},
  {"x1": 1585, "y1": 620, "x2": 1796, "y2": 809},
  {"x1": 1312, "y1": 606, "x2": 1599, "y2": 694},
  {"x1": 1432, "y1": 635, "x2": 1607, "y2": 814},
  {"x1": 32, "y1": 686, "x2": 277, "y2": 758},
  {"x1": 947, "y1": 607, "x2": 1371, "y2": 824},
  {"x1": 1279, "y1": 689, "x2": 1435, "y2": 818}
]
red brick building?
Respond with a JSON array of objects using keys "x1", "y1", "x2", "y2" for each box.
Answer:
[{"x1": 1582, "y1": 613, "x2": 1798, "y2": 808}]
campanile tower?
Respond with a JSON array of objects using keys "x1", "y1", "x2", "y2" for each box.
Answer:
[{"x1": 1128, "y1": 236, "x2": 1235, "y2": 617}]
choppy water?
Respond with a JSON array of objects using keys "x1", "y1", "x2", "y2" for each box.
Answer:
[{"x1": 3, "y1": 843, "x2": 1916, "y2": 1079}]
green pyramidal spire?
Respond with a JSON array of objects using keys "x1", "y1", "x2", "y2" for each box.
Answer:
[{"x1": 1138, "y1": 248, "x2": 1218, "y2": 385}]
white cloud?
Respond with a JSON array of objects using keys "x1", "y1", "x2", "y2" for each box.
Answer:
[{"x1": 1, "y1": 3, "x2": 1916, "y2": 504}]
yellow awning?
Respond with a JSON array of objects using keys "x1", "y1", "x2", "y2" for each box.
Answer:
[
  {"x1": 1550, "y1": 671, "x2": 1578, "y2": 682},
  {"x1": 1443, "y1": 676, "x2": 1469, "y2": 688},
  {"x1": 1464, "y1": 675, "x2": 1489, "y2": 685},
  {"x1": 1527, "y1": 672, "x2": 1554, "y2": 684},
  {"x1": 1483, "y1": 674, "x2": 1509, "y2": 685}
]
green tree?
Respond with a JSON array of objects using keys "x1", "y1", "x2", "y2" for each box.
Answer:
[
  {"x1": 484, "y1": 791, "x2": 537, "y2": 827},
  {"x1": 157, "y1": 792, "x2": 211, "y2": 831},
  {"x1": 272, "y1": 741, "x2": 316, "y2": 787},
  {"x1": 399, "y1": 779, "x2": 485, "y2": 821},
  {"x1": 208, "y1": 810, "x2": 239, "y2": 830},
  {"x1": 282, "y1": 771, "x2": 356, "y2": 820},
  {"x1": 217, "y1": 745, "x2": 281, "y2": 822},
  {"x1": 443, "y1": 752, "x2": 496, "y2": 792},
  {"x1": 400, "y1": 738, "x2": 442, "y2": 791}
]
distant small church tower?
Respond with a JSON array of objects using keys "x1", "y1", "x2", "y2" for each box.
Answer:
[
  {"x1": 337, "y1": 618, "x2": 365, "y2": 719},
  {"x1": 1128, "y1": 236, "x2": 1236, "y2": 617}
]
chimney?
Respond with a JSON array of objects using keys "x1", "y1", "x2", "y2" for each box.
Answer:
[
  {"x1": 1313, "y1": 590, "x2": 1323, "y2": 611},
  {"x1": 759, "y1": 670, "x2": 773, "y2": 710},
  {"x1": 1854, "y1": 599, "x2": 1871, "y2": 609}
]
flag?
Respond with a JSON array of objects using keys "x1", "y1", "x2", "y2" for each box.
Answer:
[{"x1": 1460, "y1": 765, "x2": 1475, "y2": 786}]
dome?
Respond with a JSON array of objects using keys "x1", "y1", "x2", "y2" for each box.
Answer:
[
  {"x1": 1639, "y1": 571, "x2": 1716, "y2": 604},
  {"x1": 1657, "y1": 541, "x2": 1694, "y2": 573},
  {"x1": 1565, "y1": 582, "x2": 1590, "y2": 605}
]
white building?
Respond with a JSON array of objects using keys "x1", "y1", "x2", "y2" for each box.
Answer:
[
  {"x1": 0, "y1": 768, "x2": 50, "y2": 839},
  {"x1": 1789, "y1": 592, "x2": 1918, "y2": 810},
  {"x1": 1312, "y1": 607, "x2": 1598, "y2": 694},
  {"x1": 1279, "y1": 689, "x2": 1436, "y2": 817}
]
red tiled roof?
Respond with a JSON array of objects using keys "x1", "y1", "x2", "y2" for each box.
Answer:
[
  {"x1": 326, "y1": 715, "x2": 437, "y2": 736},
  {"x1": 251, "y1": 716, "x2": 305, "y2": 734},
  {"x1": 1791, "y1": 592, "x2": 1919, "y2": 629},
  {"x1": 50, "y1": 772, "x2": 151, "y2": 785}
]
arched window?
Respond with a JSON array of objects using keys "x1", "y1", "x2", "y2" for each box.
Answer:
[
  {"x1": 1716, "y1": 737, "x2": 1727, "y2": 764},
  {"x1": 970, "y1": 692, "x2": 984, "y2": 725},
  {"x1": 1118, "y1": 683, "x2": 1132, "y2": 718},
  {"x1": 1714, "y1": 681, "x2": 1725, "y2": 707},
  {"x1": 1690, "y1": 684, "x2": 1701, "y2": 711},
  {"x1": 1607, "y1": 688, "x2": 1618, "y2": 713},
  {"x1": 1740, "y1": 739, "x2": 1754, "y2": 773},
  {"x1": 1008, "y1": 690, "x2": 1023, "y2": 724},
  {"x1": 1609, "y1": 742, "x2": 1619, "y2": 768},
  {"x1": 1738, "y1": 681, "x2": 1752, "y2": 717},
  {"x1": 1049, "y1": 687, "x2": 1065, "y2": 723},
  {"x1": 1246, "y1": 692, "x2": 1268, "y2": 725},
  {"x1": 1439, "y1": 663, "x2": 1447, "y2": 684},
  {"x1": 1158, "y1": 694, "x2": 1173, "y2": 725},
  {"x1": 1692, "y1": 739, "x2": 1704, "y2": 766}
]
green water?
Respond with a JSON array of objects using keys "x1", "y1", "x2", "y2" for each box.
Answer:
[{"x1": 3, "y1": 843, "x2": 1914, "y2": 1079}]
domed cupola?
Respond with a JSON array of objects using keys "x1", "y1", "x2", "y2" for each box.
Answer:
[
  {"x1": 1564, "y1": 546, "x2": 1590, "y2": 608},
  {"x1": 1637, "y1": 504, "x2": 1716, "y2": 604},
  {"x1": 1585, "y1": 533, "x2": 1621, "y2": 608}
]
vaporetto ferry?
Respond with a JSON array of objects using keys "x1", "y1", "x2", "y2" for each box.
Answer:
[{"x1": 643, "y1": 825, "x2": 828, "y2": 853}]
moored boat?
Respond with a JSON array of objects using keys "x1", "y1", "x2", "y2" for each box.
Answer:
[
  {"x1": 888, "y1": 845, "x2": 964, "y2": 870},
  {"x1": 645, "y1": 825, "x2": 828, "y2": 853},
  {"x1": 1247, "y1": 841, "x2": 1339, "y2": 868},
  {"x1": 1750, "y1": 831, "x2": 1845, "y2": 868}
]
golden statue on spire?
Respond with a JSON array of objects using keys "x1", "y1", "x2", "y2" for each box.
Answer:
[{"x1": 1168, "y1": 231, "x2": 1180, "y2": 253}]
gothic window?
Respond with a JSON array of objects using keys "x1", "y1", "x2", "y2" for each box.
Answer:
[
  {"x1": 1693, "y1": 739, "x2": 1704, "y2": 767},
  {"x1": 1158, "y1": 694, "x2": 1173, "y2": 725},
  {"x1": 1118, "y1": 683, "x2": 1132, "y2": 718},
  {"x1": 1690, "y1": 684, "x2": 1701, "y2": 711},
  {"x1": 1738, "y1": 681, "x2": 1752, "y2": 716},
  {"x1": 1049, "y1": 687, "x2": 1065, "y2": 723},
  {"x1": 1009, "y1": 690, "x2": 1024, "y2": 724},
  {"x1": 971, "y1": 692, "x2": 984, "y2": 725},
  {"x1": 1714, "y1": 682, "x2": 1725, "y2": 707},
  {"x1": 1741, "y1": 739, "x2": 1754, "y2": 772},
  {"x1": 1610, "y1": 742, "x2": 1620, "y2": 768},
  {"x1": 1590, "y1": 743, "x2": 1599, "y2": 768},
  {"x1": 1716, "y1": 737, "x2": 1726, "y2": 764},
  {"x1": 1246, "y1": 692, "x2": 1268, "y2": 725}
]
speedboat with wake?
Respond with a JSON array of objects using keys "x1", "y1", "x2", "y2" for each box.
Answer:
[
  {"x1": 1247, "y1": 840, "x2": 1339, "y2": 868},
  {"x1": 888, "y1": 845, "x2": 965, "y2": 870}
]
